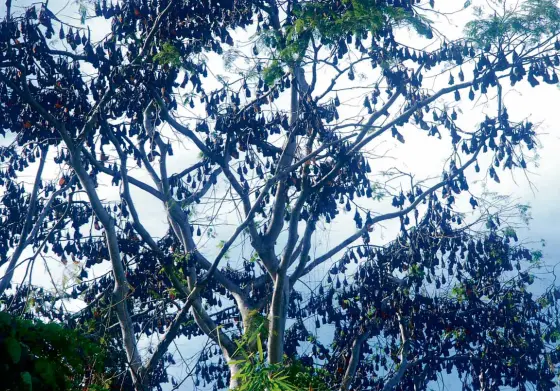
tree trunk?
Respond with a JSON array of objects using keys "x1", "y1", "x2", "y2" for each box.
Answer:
[
  {"x1": 69, "y1": 152, "x2": 144, "y2": 390},
  {"x1": 267, "y1": 272, "x2": 290, "y2": 363},
  {"x1": 228, "y1": 361, "x2": 242, "y2": 389}
]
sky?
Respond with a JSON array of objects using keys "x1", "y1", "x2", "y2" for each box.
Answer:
[{"x1": 1, "y1": 0, "x2": 560, "y2": 390}]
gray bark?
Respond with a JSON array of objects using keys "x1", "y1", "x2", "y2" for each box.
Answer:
[
  {"x1": 0, "y1": 146, "x2": 47, "y2": 296},
  {"x1": 69, "y1": 150, "x2": 144, "y2": 390},
  {"x1": 340, "y1": 331, "x2": 370, "y2": 391}
]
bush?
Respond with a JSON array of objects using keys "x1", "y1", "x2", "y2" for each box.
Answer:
[{"x1": 0, "y1": 312, "x2": 106, "y2": 391}]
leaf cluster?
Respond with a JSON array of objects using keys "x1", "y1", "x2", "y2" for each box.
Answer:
[{"x1": 0, "y1": 311, "x2": 107, "y2": 391}]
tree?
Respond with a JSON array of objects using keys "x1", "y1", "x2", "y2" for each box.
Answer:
[{"x1": 1, "y1": 0, "x2": 560, "y2": 390}]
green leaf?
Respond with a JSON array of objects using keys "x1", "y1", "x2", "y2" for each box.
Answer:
[
  {"x1": 263, "y1": 61, "x2": 284, "y2": 86},
  {"x1": 0, "y1": 311, "x2": 10, "y2": 325},
  {"x1": 153, "y1": 42, "x2": 182, "y2": 67},
  {"x1": 257, "y1": 333, "x2": 264, "y2": 359},
  {"x1": 5, "y1": 336, "x2": 22, "y2": 364},
  {"x1": 21, "y1": 372, "x2": 32, "y2": 391},
  {"x1": 35, "y1": 358, "x2": 56, "y2": 386}
]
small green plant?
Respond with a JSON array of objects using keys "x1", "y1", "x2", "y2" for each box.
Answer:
[{"x1": 230, "y1": 312, "x2": 330, "y2": 391}]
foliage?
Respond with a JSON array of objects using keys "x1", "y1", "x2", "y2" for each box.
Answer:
[
  {"x1": 152, "y1": 42, "x2": 182, "y2": 67},
  {"x1": 262, "y1": 60, "x2": 285, "y2": 86},
  {"x1": 466, "y1": 0, "x2": 560, "y2": 45},
  {"x1": 281, "y1": 359, "x2": 333, "y2": 391},
  {"x1": 262, "y1": 0, "x2": 431, "y2": 84},
  {"x1": 0, "y1": 311, "x2": 107, "y2": 391},
  {"x1": 231, "y1": 354, "x2": 332, "y2": 391},
  {"x1": 290, "y1": 0, "x2": 416, "y2": 42},
  {"x1": 230, "y1": 318, "x2": 331, "y2": 391}
]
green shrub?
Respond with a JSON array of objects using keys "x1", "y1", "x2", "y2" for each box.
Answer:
[{"x1": 0, "y1": 312, "x2": 107, "y2": 391}]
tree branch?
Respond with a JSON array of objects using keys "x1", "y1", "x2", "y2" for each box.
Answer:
[
  {"x1": 340, "y1": 330, "x2": 370, "y2": 391},
  {"x1": 0, "y1": 146, "x2": 47, "y2": 296},
  {"x1": 299, "y1": 148, "x2": 482, "y2": 279},
  {"x1": 382, "y1": 312, "x2": 411, "y2": 391}
]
